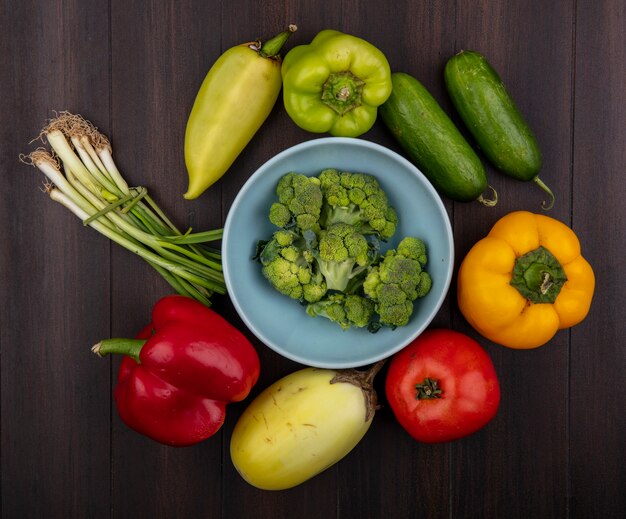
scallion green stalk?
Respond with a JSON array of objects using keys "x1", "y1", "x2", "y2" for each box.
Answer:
[{"x1": 23, "y1": 112, "x2": 227, "y2": 305}]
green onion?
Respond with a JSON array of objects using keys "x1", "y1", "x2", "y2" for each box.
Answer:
[{"x1": 22, "y1": 112, "x2": 226, "y2": 306}]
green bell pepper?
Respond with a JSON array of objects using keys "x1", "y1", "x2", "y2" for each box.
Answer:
[{"x1": 281, "y1": 30, "x2": 392, "y2": 137}]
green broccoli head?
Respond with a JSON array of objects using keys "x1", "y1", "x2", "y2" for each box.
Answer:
[
  {"x1": 396, "y1": 235, "x2": 428, "y2": 267},
  {"x1": 415, "y1": 271, "x2": 432, "y2": 299},
  {"x1": 363, "y1": 271, "x2": 414, "y2": 327},
  {"x1": 363, "y1": 237, "x2": 432, "y2": 328},
  {"x1": 268, "y1": 202, "x2": 292, "y2": 228},
  {"x1": 257, "y1": 229, "x2": 327, "y2": 303},
  {"x1": 316, "y1": 223, "x2": 374, "y2": 291},
  {"x1": 258, "y1": 169, "x2": 431, "y2": 331},
  {"x1": 306, "y1": 293, "x2": 375, "y2": 330},
  {"x1": 269, "y1": 172, "x2": 323, "y2": 232},
  {"x1": 318, "y1": 169, "x2": 398, "y2": 240},
  {"x1": 376, "y1": 299, "x2": 414, "y2": 328},
  {"x1": 377, "y1": 252, "x2": 422, "y2": 300},
  {"x1": 302, "y1": 273, "x2": 328, "y2": 303},
  {"x1": 343, "y1": 293, "x2": 376, "y2": 328}
]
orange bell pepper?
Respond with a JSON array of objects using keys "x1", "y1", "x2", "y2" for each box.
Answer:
[{"x1": 457, "y1": 211, "x2": 595, "y2": 349}]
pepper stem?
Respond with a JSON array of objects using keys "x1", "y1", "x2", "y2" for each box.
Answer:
[
  {"x1": 91, "y1": 338, "x2": 146, "y2": 363},
  {"x1": 258, "y1": 24, "x2": 297, "y2": 58},
  {"x1": 321, "y1": 71, "x2": 366, "y2": 115},
  {"x1": 510, "y1": 245, "x2": 567, "y2": 303}
]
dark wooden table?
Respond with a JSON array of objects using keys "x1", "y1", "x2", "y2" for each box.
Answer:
[{"x1": 1, "y1": 1, "x2": 624, "y2": 517}]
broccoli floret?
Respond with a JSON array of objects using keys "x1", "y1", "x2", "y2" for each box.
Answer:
[
  {"x1": 306, "y1": 293, "x2": 375, "y2": 330},
  {"x1": 269, "y1": 172, "x2": 323, "y2": 232},
  {"x1": 257, "y1": 230, "x2": 327, "y2": 303},
  {"x1": 396, "y1": 235, "x2": 428, "y2": 268},
  {"x1": 268, "y1": 202, "x2": 292, "y2": 228},
  {"x1": 394, "y1": 236, "x2": 431, "y2": 298},
  {"x1": 415, "y1": 270, "x2": 432, "y2": 299},
  {"x1": 316, "y1": 223, "x2": 375, "y2": 292},
  {"x1": 317, "y1": 168, "x2": 398, "y2": 240},
  {"x1": 363, "y1": 237, "x2": 432, "y2": 328}
]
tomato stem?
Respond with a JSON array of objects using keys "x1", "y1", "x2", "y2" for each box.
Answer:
[{"x1": 415, "y1": 377, "x2": 442, "y2": 399}]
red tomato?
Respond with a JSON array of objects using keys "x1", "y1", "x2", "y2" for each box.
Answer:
[{"x1": 385, "y1": 328, "x2": 500, "y2": 443}]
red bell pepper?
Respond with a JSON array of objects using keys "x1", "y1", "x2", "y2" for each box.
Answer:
[{"x1": 92, "y1": 295, "x2": 260, "y2": 446}]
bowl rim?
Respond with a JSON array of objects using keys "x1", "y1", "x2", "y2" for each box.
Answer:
[{"x1": 222, "y1": 137, "x2": 454, "y2": 368}]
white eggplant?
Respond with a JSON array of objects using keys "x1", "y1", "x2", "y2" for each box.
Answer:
[{"x1": 230, "y1": 362, "x2": 384, "y2": 490}]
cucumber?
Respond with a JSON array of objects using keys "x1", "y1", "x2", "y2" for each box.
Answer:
[
  {"x1": 379, "y1": 72, "x2": 496, "y2": 205},
  {"x1": 444, "y1": 50, "x2": 554, "y2": 209}
]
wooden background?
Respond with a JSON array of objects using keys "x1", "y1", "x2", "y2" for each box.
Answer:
[{"x1": 1, "y1": 0, "x2": 624, "y2": 517}]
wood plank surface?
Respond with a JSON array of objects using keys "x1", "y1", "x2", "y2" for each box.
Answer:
[
  {"x1": 1, "y1": 1, "x2": 623, "y2": 518},
  {"x1": 0, "y1": 1, "x2": 112, "y2": 517},
  {"x1": 570, "y1": 0, "x2": 626, "y2": 516}
]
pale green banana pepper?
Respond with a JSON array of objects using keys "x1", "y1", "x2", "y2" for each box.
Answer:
[{"x1": 184, "y1": 26, "x2": 296, "y2": 199}]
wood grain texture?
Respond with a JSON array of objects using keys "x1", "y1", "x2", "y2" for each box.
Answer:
[
  {"x1": 1, "y1": 1, "x2": 623, "y2": 518},
  {"x1": 570, "y1": 0, "x2": 626, "y2": 516},
  {"x1": 0, "y1": 0, "x2": 112, "y2": 517}
]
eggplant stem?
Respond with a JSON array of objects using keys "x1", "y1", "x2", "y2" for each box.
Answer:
[{"x1": 330, "y1": 360, "x2": 386, "y2": 422}]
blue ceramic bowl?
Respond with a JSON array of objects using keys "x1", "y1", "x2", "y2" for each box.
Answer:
[{"x1": 223, "y1": 138, "x2": 453, "y2": 369}]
